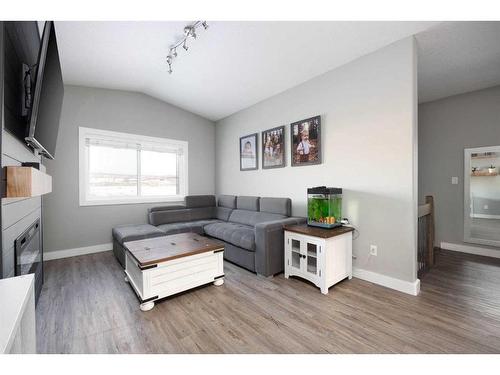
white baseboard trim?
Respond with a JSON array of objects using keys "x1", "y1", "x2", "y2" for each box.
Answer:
[
  {"x1": 440, "y1": 242, "x2": 500, "y2": 259},
  {"x1": 44, "y1": 243, "x2": 113, "y2": 261},
  {"x1": 353, "y1": 267, "x2": 420, "y2": 296}
]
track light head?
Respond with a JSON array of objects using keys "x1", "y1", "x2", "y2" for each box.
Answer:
[
  {"x1": 184, "y1": 26, "x2": 196, "y2": 39},
  {"x1": 202, "y1": 21, "x2": 209, "y2": 30},
  {"x1": 170, "y1": 47, "x2": 177, "y2": 57},
  {"x1": 166, "y1": 55, "x2": 173, "y2": 74},
  {"x1": 182, "y1": 39, "x2": 189, "y2": 51}
]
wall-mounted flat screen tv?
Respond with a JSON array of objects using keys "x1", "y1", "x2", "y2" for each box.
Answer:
[{"x1": 25, "y1": 21, "x2": 64, "y2": 160}]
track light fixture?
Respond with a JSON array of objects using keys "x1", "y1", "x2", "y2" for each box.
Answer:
[{"x1": 165, "y1": 21, "x2": 208, "y2": 74}]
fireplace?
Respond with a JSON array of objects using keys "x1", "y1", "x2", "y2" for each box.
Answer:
[{"x1": 15, "y1": 218, "x2": 43, "y2": 303}]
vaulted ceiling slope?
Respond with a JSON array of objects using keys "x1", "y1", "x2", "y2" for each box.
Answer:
[
  {"x1": 416, "y1": 21, "x2": 500, "y2": 103},
  {"x1": 54, "y1": 21, "x2": 437, "y2": 121}
]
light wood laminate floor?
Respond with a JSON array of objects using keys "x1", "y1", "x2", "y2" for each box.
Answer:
[{"x1": 36, "y1": 249, "x2": 500, "y2": 353}]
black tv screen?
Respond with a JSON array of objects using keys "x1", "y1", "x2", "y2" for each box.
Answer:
[{"x1": 26, "y1": 21, "x2": 64, "y2": 159}]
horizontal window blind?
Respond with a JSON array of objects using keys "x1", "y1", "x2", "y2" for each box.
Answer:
[{"x1": 79, "y1": 127, "x2": 188, "y2": 206}]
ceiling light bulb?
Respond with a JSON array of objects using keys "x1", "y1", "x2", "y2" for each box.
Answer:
[
  {"x1": 202, "y1": 21, "x2": 208, "y2": 30},
  {"x1": 182, "y1": 39, "x2": 189, "y2": 51}
]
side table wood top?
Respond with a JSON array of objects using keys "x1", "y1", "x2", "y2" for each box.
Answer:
[{"x1": 283, "y1": 224, "x2": 354, "y2": 239}]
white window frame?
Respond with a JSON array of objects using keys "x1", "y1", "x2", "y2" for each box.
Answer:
[{"x1": 79, "y1": 126, "x2": 188, "y2": 206}]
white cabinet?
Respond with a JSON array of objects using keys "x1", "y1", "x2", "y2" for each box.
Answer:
[
  {"x1": 0, "y1": 274, "x2": 36, "y2": 353},
  {"x1": 284, "y1": 226, "x2": 353, "y2": 294}
]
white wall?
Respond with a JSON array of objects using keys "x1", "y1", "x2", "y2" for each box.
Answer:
[
  {"x1": 216, "y1": 37, "x2": 418, "y2": 283},
  {"x1": 43, "y1": 85, "x2": 215, "y2": 254}
]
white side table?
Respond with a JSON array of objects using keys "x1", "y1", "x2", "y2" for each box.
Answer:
[{"x1": 284, "y1": 225, "x2": 353, "y2": 294}]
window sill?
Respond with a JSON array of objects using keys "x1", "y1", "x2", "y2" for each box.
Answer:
[{"x1": 79, "y1": 196, "x2": 186, "y2": 207}]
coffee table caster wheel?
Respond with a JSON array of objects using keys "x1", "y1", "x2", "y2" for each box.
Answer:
[
  {"x1": 213, "y1": 278, "x2": 224, "y2": 286},
  {"x1": 140, "y1": 301, "x2": 155, "y2": 311}
]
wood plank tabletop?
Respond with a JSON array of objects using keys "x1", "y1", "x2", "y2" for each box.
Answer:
[
  {"x1": 124, "y1": 233, "x2": 224, "y2": 267},
  {"x1": 283, "y1": 224, "x2": 354, "y2": 239}
]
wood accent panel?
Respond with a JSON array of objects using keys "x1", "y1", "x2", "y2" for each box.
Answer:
[
  {"x1": 5, "y1": 166, "x2": 52, "y2": 198},
  {"x1": 2, "y1": 208, "x2": 40, "y2": 250},
  {"x1": 283, "y1": 224, "x2": 354, "y2": 238},
  {"x1": 36, "y1": 249, "x2": 500, "y2": 353},
  {"x1": 2, "y1": 197, "x2": 40, "y2": 229},
  {"x1": 125, "y1": 233, "x2": 225, "y2": 267},
  {"x1": 2, "y1": 245, "x2": 14, "y2": 278},
  {"x1": 2, "y1": 132, "x2": 39, "y2": 164}
]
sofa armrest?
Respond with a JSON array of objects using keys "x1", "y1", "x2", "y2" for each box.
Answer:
[{"x1": 254, "y1": 217, "x2": 306, "y2": 276}]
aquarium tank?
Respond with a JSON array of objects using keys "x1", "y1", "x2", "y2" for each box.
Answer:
[{"x1": 307, "y1": 186, "x2": 342, "y2": 228}]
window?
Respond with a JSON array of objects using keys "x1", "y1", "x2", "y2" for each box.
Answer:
[{"x1": 79, "y1": 127, "x2": 188, "y2": 206}]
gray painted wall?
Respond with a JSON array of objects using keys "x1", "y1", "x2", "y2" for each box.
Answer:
[
  {"x1": 216, "y1": 38, "x2": 418, "y2": 283},
  {"x1": 43, "y1": 85, "x2": 215, "y2": 253},
  {"x1": 419, "y1": 85, "x2": 500, "y2": 248}
]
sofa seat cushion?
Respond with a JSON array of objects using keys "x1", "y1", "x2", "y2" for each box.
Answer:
[
  {"x1": 204, "y1": 222, "x2": 256, "y2": 251},
  {"x1": 112, "y1": 224, "x2": 165, "y2": 245},
  {"x1": 157, "y1": 219, "x2": 220, "y2": 235}
]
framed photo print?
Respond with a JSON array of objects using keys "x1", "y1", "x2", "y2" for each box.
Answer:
[
  {"x1": 240, "y1": 133, "x2": 258, "y2": 171},
  {"x1": 290, "y1": 115, "x2": 321, "y2": 166},
  {"x1": 262, "y1": 125, "x2": 285, "y2": 169}
]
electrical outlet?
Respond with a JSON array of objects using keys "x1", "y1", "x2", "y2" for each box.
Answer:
[
  {"x1": 370, "y1": 245, "x2": 377, "y2": 256},
  {"x1": 451, "y1": 176, "x2": 459, "y2": 185}
]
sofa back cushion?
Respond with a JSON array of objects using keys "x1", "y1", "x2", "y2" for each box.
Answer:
[
  {"x1": 218, "y1": 195, "x2": 236, "y2": 209},
  {"x1": 236, "y1": 196, "x2": 260, "y2": 211},
  {"x1": 260, "y1": 197, "x2": 291, "y2": 216},
  {"x1": 214, "y1": 195, "x2": 236, "y2": 221},
  {"x1": 228, "y1": 209, "x2": 285, "y2": 227},
  {"x1": 185, "y1": 195, "x2": 216, "y2": 208},
  {"x1": 148, "y1": 195, "x2": 216, "y2": 225},
  {"x1": 215, "y1": 207, "x2": 232, "y2": 221},
  {"x1": 148, "y1": 207, "x2": 214, "y2": 225}
]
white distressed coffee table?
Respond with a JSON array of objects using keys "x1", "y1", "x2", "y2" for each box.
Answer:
[{"x1": 124, "y1": 232, "x2": 225, "y2": 311}]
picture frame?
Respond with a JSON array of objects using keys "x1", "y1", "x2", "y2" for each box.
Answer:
[
  {"x1": 239, "y1": 133, "x2": 258, "y2": 171},
  {"x1": 290, "y1": 115, "x2": 321, "y2": 167},
  {"x1": 262, "y1": 125, "x2": 285, "y2": 169}
]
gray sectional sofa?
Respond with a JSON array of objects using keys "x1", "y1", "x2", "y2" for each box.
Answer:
[{"x1": 112, "y1": 195, "x2": 305, "y2": 276}]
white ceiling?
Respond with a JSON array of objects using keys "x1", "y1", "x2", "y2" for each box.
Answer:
[
  {"x1": 54, "y1": 21, "x2": 437, "y2": 121},
  {"x1": 416, "y1": 21, "x2": 500, "y2": 103}
]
